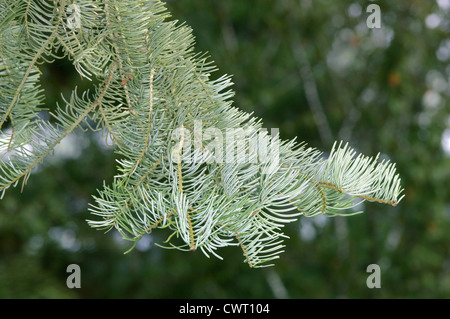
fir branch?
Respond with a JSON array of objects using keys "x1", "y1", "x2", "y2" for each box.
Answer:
[
  {"x1": 0, "y1": 0, "x2": 404, "y2": 268},
  {"x1": 0, "y1": 0, "x2": 65, "y2": 130},
  {"x1": 0, "y1": 61, "x2": 117, "y2": 192}
]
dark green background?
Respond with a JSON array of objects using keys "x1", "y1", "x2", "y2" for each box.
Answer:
[{"x1": 1, "y1": 0, "x2": 449, "y2": 298}]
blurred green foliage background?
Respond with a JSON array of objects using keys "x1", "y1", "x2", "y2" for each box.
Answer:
[{"x1": 1, "y1": 0, "x2": 449, "y2": 298}]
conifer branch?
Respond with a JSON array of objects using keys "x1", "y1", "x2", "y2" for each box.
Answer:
[
  {"x1": 0, "y1": 0, "x2": 404, "y2": 268},
  {"x1": 0, "y1": 61, "x2": 117, "y2": 192},
  {"x1": 0, "y1": 0, "x2": 65, "y2": 130}
]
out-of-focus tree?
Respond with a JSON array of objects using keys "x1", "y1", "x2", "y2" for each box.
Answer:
[{"x1": 1, "y1": 0, "x2": 449, "y2": 298}]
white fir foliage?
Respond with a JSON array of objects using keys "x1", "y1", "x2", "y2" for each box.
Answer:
[{"x1": 0, "y1": 0, "x2": 404, "y2": 267}]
